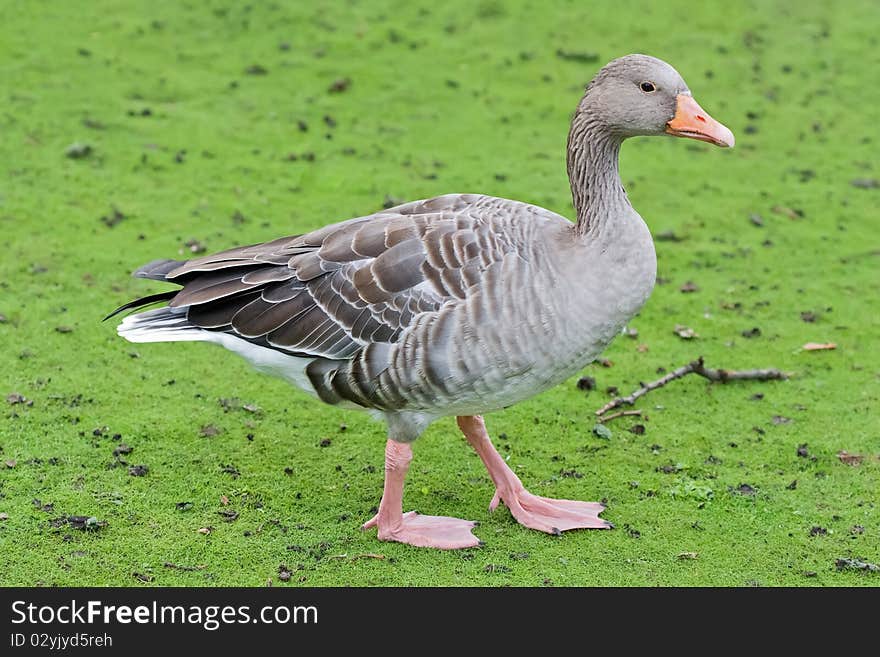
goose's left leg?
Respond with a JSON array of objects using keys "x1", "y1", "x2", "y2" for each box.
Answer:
[{"x1": 457, "y1": 415, "x2": 612, "y2": 534}]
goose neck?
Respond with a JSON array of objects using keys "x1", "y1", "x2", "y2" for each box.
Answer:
[{"x1": 566, "y1": 114, "x2": 628, "y2": 237}]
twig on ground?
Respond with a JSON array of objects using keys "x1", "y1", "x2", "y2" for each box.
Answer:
[
  {"x1": 835, "y1": 558, "x2": 879, "y2": 573},
  {"x1": 163, "y1": 562, "x2": 207, "y2": 572},
  {"x1": 597, "y1": 409, "x2": 643, "y2": 423},
  {"x1": 595, "y1": 356, "x2": 790, "y2": 416},
  {"x1": 329, "y1": 553, "x2": 386, "y2": 561}
]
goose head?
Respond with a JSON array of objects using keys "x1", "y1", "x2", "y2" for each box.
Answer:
[{"x1": 578, "y1": 53, "x2": 734, "y2": 148}]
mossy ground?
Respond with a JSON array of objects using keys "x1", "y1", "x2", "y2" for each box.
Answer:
[{"x1": 1, "y1": 0, "x2": 878, "y2": 586}]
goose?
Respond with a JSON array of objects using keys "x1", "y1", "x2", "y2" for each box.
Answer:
[{"x1": 108, "y1": 54, "x2": 733, "y2": 549}]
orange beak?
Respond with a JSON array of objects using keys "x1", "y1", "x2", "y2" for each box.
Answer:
[{"x1": 665, "y1": 94, "x2": 735, "y2": 148}]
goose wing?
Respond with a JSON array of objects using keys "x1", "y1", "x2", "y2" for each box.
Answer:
[{"x1": 145, "y1": 194, "x2": 543, "y2": 361}]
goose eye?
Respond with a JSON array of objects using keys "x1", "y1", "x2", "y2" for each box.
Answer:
[{"x1": 639, "y1": 81, "x2": 656, "y2": 93}]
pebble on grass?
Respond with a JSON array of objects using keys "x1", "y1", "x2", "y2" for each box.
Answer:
[
  {"x1": 65, "y1": 143, "x2": 92, "y2": 159},
  {"x1": 328, "y1": 77, "x2": 351, "y2": 93}
]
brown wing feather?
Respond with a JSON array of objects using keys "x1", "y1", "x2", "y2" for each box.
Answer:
[{"x1": 136, "y1": 195, "x2": 518, "y2": 362}]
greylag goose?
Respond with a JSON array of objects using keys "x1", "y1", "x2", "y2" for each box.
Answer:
[{"x1": 108, "y1": 54, "x2": 733, "y2": 549}]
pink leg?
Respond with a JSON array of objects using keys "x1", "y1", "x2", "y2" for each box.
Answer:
[
  {"x1": 457, "y1": 415, "x2": 612, "y2": 534},
  {"x1": 362, "y1": 439, "x2": 481, "y2": 549}
]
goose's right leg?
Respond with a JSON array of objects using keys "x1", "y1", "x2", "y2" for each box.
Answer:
[{"x1": 362, "y1": 439, "x2": 482, "y2": 549}]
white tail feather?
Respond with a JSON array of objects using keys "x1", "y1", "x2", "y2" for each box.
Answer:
[
  {"x1": 116, "y1": 308, "x2": 316, "y2": 393},
  {"x1": 117, "y1": 307, "x2": 203, "y2": 343}
]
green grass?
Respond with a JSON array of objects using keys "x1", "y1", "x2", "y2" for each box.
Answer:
[{"x1": 1, "y1": 0, "x2": 878, "y2": 587}]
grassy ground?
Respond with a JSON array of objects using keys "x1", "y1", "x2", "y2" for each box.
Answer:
[{"x1": 1, "y1": 0, "x2": 878, "y2": 587}]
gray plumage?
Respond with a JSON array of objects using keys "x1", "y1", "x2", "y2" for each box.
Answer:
[{"x1": 112, "y1": 54, "x2": 726, "y2": 443}]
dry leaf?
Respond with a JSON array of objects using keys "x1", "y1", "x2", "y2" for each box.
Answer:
[
  {"x1": 674, "y1": 325, "x2": 698, "y2": 339},
  {"x1": 4, "y1": 460, "x2": 16, "y2": 468},
  {"x1": 0, "y1": 512, "x2": 9, "y2": 521},
  {"x1": 837, "y1": 451, "x2": 864, "y2": 466},
  {"x1": 771, "y1": 205, "x2": 804, "y2": 220},
  {"x1": 636, "y1": 343, "x2": 649, "y2": 353},
  {"x1": 197, "y1": 526, "x2": 213, "y2": 535},
  {"x1": 677, "y1": 552, "x2": 698, "y2": 560},
  {"x1": 220, "y1": 495, "x2": 230, "y2": 506},
  {"x1": 803, "y1": 342, "x2": 836, "y2": 351}
]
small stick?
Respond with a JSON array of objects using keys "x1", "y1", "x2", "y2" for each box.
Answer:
[
  {"x1": 595, "y1": 356, "x2": 790, "y2": 416},
  {"x1": 329, "y1": 553, "x2": 386, "y2": 561},
  {"x1": 597, "y1": 409, "x2": 643, "y2": 423},
  {"x1": 163, "y1": 562, "x2": 207, "y2": 572}
]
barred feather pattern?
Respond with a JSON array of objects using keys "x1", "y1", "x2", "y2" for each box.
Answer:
[
  {"x1": 113, "y1": 55, "x2": 730, "y2": 444},
  {"x1": 118, "y1": 192, "x2": 655, "y2": 423}
]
